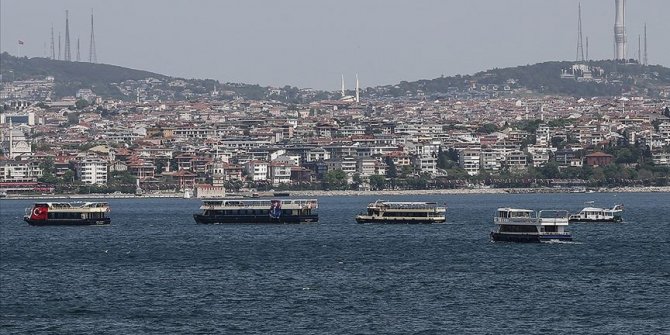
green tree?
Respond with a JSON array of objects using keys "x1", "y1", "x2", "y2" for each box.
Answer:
[
  {"x1": 324, "y1": 169, "x2": 348, "y2": 190},
  {"x1": 369, "y1": 174, "x2": 386, "y2": 190},
  {"x1": 477, "y1": 123, "x2": 499, "y2": 134},
  {"x1": 66, "y1": 112, "x2": 80, "y2": 125},
  {"x1": 75, "y1": 99, "x2": 90, "y2": 109},
  {"x1": 384, "y1": 156, "x2": 397, "y2": 178}
]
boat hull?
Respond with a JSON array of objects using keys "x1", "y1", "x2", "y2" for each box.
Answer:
[
  {"x1": 24, "y1": 218, "x2": 111, "y2": 226},
  {"x1": 193, "y1": 214, "x2": 318, "y2": 224},
  {"x1": 569, "y1": 217, "x2": 622, "y2": 223},
  {"x1": 490, "y1": 232, "x2": 572, "y2": 243},
  {"x1": 355, "y1": 217, "x2": 445, "y2": 224}
]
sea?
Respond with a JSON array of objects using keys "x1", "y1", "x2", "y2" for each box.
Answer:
[{"x1": 1, "y1": 193, "x2": 668, "y2": 334}]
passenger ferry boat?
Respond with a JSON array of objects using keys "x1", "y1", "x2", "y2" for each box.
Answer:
[
  {"x1": 569, "y1": 203, "x2": 624, "y2": 223},
  {"x1": 491, "y1": 208, "x2": 572, "y2": 243},
  {"x1": 355, "y1": 200, "x2": 446, "y2": 224},
  {"x1": 193, "y1": 199, "x2": 318, "y2": 224},
  {"x1": 24, "y1": 202, "x2": 111, "y2": 226}
]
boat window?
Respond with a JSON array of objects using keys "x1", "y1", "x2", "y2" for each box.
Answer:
[{"x1": 499, "y1": 225, "x2": 537, "y2": 233}]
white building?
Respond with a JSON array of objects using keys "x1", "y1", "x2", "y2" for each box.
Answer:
[
  {"x1": 269, "y1": 163, "x2": 292, "y2": 186},
  {"x1": 76, "y1": 158, "x2": 108, "y2": 185},
  {"x1": 412, "y1": 155, "x2": 438, "y2": 175},
  {"x1": 459, "y1": 149, "x2": 481, "y2": 176},
  {"x1": 244, "y1": 160, "x2": 268, "y2": 181}
]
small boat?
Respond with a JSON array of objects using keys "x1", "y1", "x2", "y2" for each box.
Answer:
[
  {"x1": 491, "y1": 208, "x2": 572, "y2": 243},
  {"x1": 24, "y1": 202, "x2": 111, "y2": 226},
  {"x1": 569, "y1": 203, "x2": 624, "y2": 223},
  {"x1": 193, "y1": 198, "x2": 318, "y2": 224},
  {"x1": 355, "y1": 200, "x2": 446, "y2": 224}
]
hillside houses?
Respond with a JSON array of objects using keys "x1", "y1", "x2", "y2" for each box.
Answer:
[{"x1": 1, "y1": 93, "x2": 669, "y2": 193}]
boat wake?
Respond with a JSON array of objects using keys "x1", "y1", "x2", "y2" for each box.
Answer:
[{"x1": 543, "y1": 240, "x2": 583, "y2": 245}]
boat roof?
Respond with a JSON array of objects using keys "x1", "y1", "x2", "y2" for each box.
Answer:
[
  {"x1": 497, "y1": 208, "x2": 534, "y2": 212},
  {"x1": 581, "y1": 207, "x2": 608, "y2": 211},
  {"x1": 35, "y1": 202, "x2": 109, "y2": 207},
  {"x1": 370, "y1": 200, "x2": 439, "y2": 205}
]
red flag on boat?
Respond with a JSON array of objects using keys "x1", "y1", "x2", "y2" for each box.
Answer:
[{"x1": 30, "y1": 205, "x2": 48, "y2": 220}]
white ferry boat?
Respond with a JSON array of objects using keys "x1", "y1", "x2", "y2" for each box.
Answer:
[
  {"x1": 193, "y1": 198, "x2": 318, "y2": 224},
  {"x1": 569, "y1": 203, "x2": 624, "y2": 223},
  {"x1": 355, "y1": 200, "x2": 446, "y2": 224},
  {"x1": 24, "y1": 202, "x2": 111, "y2": 226},
  {"x1": 491, "y1": 208, "x2": 572, "y2": 243}
]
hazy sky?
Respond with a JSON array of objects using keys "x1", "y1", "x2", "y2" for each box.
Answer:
[{"x1": 1, "y1": 0, "x2": 669, "y2": 90}]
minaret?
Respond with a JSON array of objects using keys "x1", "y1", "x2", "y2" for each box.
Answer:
[
  {"x1": 8, "y1": 119, "x2": 13, "y2": 159},
  {"x1": 341, "y1": 74, "x2": 345, "y2": 98},
  {"x1": 355, "y1": 73, "x2": 360, "y2": 103},
  {"x1": 614, "y1": 0, "x2": 626, "y2": 60}
]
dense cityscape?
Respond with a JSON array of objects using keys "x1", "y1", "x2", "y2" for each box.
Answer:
[{"x1": 2, "y1": 61, "x2": 669, "y2": 197}]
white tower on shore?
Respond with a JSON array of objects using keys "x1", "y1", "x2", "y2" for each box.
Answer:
[
  {"x1": 341, "y1": 74, "x2": 345, "y2": 98},
  {"x1": 355, "y1": 73, "x2": 360, "y2": 103},
  {"x1": 614, "y1": 0, "x2": 627, "y2": 60}
]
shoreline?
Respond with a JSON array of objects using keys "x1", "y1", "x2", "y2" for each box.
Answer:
[{"x1": 1, "y1": 186, "x2": 669, "y2": 200}]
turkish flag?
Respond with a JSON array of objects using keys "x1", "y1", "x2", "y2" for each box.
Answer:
[{"x1": 30, "y1": 205, "x2": 48, "y2": 220}]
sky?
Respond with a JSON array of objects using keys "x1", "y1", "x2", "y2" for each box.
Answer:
[{"x1": 1, "y1": 0, "x2": 669, "y2": 90}]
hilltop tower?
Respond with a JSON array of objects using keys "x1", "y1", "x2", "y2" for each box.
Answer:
[
  {"x1": 89, "y1": 10, "x2": 97, "y2": 63},
  {"x1": 576, "y1": 3, "x2": 585, "y2": 62},
  {"x1": 643, "y1": 24, "x2": 648, "y2": 65},
  {"x1": 614, "y1": 0, "x2": 626, "y2": 60},
  {"x1": 64, "y1": 10, "x2": 71, "y2": 61},
  {"x1": 50, "y1": 25, "x2": 55, "y2": 59},
  {"x1": 586, "y1": 36, "x2": 589, "y2": 61}
]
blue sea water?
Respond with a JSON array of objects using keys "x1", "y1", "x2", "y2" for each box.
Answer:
[{"x1": 1, "y1": 193, "x2": 668, "y2": 334}]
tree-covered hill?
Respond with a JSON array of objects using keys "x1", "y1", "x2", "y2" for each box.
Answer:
[
  {"x1": 0, "y1": 52, "x2": 169, "y2": 99},
  {"x1": 375, "y1": 60, "x2": 670, "y2": 98},
  {"x1": 0, "y1": 53, "x2": 270, "y2": 101}
]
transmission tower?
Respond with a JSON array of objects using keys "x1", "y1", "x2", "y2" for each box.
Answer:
[
  {"x1": 586, "y1": 36, "x2": 589, "y2": 61},
  {"x1": 89, "y1": 10, "x2": 97, "y2": 63},
  {"x1": 643, "y1": 24, "x2": 648, "y2": 65},
  {"x1": 638, "y1": 35, "x2": 641, "y2": 64},
  {"x1": 576, "y1": 3, "x2": 585, "y2": 62},
  {"x1": 64, "y1": 10, "x2": 71, "y2": 61},
  {"x1": 50, "y1": 25, "x2": 55, "y2": 59}
]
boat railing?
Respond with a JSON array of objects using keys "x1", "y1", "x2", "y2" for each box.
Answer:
[
  {"x1": 202, "y1": 199, "x2": 318, "y2": 209},
  {"x1": 494, "y1": 217, "x2": 536, "y2": 224}
]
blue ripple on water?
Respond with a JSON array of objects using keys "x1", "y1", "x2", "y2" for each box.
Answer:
[{"x1": 1, "y1": 193, "x2": 669, "y2": 334}]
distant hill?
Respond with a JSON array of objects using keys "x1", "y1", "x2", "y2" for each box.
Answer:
[
  {"x1": 0, "y1": 52, "x2": 170, "y2": 99},
  {"x1": 376, "y1": 60, "x2": 670, "y2": 98},
  {"x1": 2, "y1": 52, "x2": 670, "y2": 101},
  {"x1": 0, "y1": 53, "x2": 269, "y2": 101}
]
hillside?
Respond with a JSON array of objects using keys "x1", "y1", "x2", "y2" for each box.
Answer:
[
  {"x1": 377, "y1": 60, "x2": 670, "y2": 98},
  {"x1": 2, "y1": 52, "x2": 670, "y2": 101},
  {"x1": 0, "y1": 53, "x2": 269, "y2": 101},
  {"x1": 0, "y1": 52, "x2": 170, "y2": 99}
]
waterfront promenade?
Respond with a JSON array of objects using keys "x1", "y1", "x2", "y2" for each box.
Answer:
[{"x1": 2, "y1": 186, "x2": 669, "y2": 200}]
